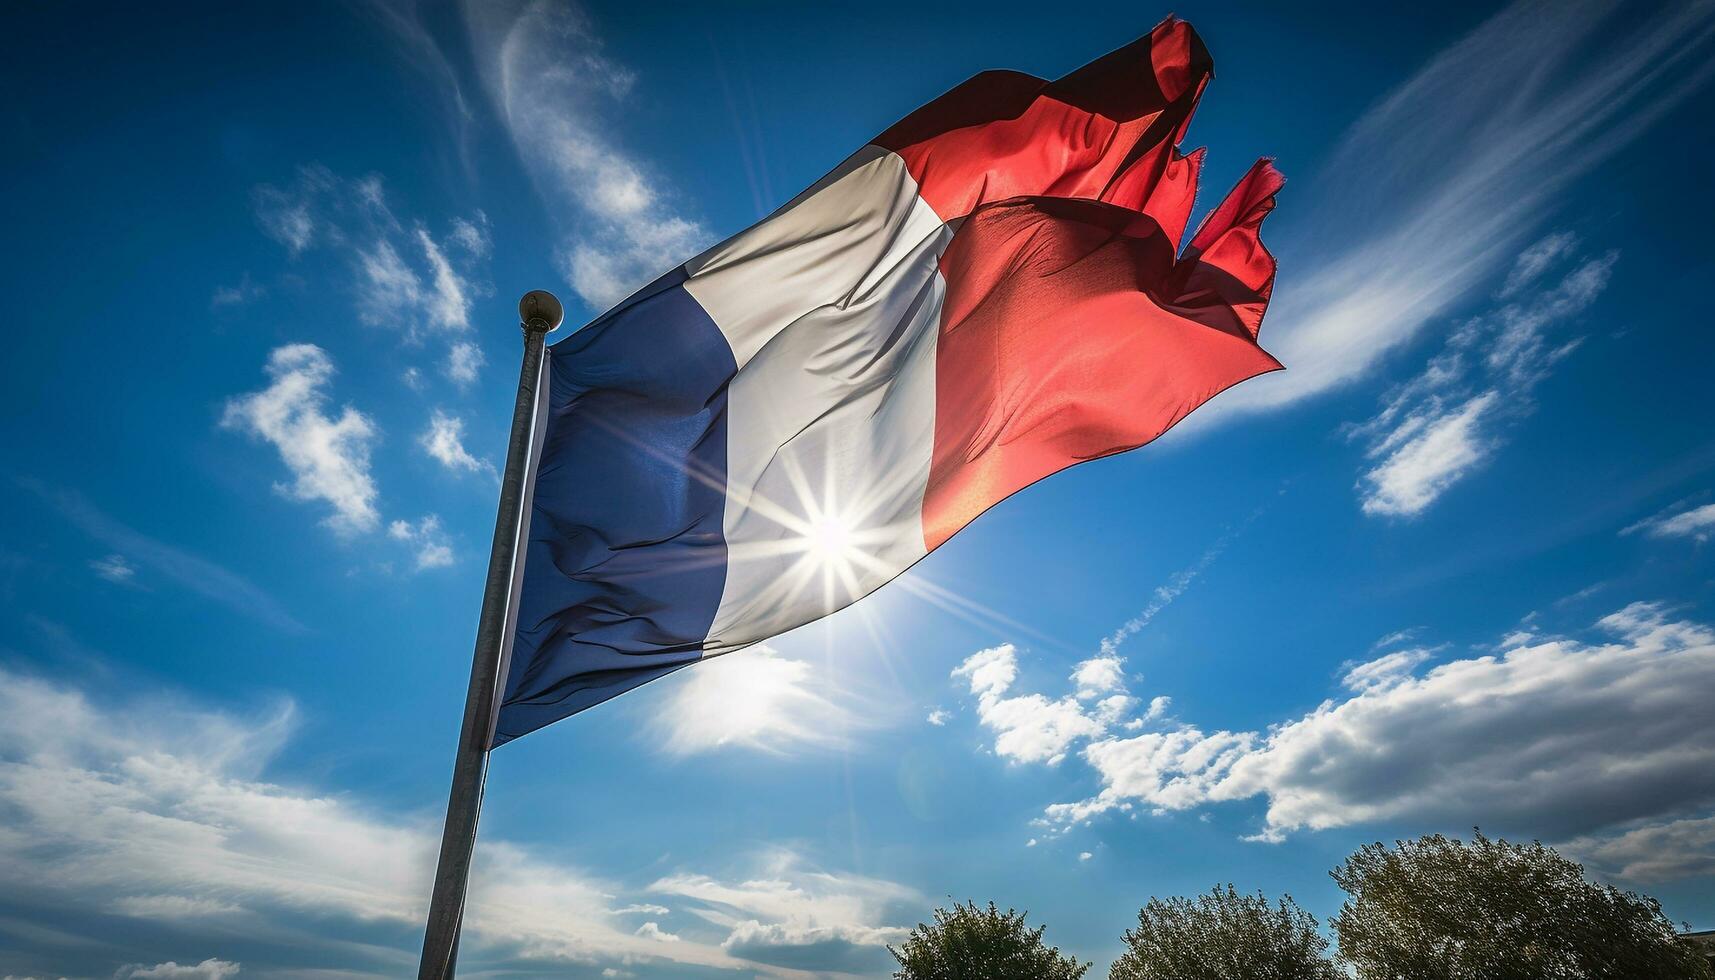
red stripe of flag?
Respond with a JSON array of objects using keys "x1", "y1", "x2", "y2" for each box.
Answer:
[{"x1": 894, "y1": 19, "x2": 1284, "y2": 550}]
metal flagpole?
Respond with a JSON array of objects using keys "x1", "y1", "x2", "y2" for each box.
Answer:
[{"x1": 418, "y1": 289, "x2": 563, "y2": 980}]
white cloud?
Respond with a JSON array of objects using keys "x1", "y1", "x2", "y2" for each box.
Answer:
[
  {"x1": 650, "y1": 646, "x2": 863, "y2": 756},
  {"x1": 111, "y1": 895, "x2": 244, "y2": 919},
  {"x1": 1351, "y1": 244, "x2": 1616, "y2": 517},
  {"x1": 388, "y1": 515, "x2": 454, "y2": 570},
  {"x1": 1077, "y1": 852, "x2": 1092, "y2": 862},
  {"x1": 253, "y1": 177, "x2": 319, "y2": 254},
  {"x1": 419, "y1": 410, "x2": 494, "y2": 478},
  {"x1": 89, "y1": 553, "x2": 136, "y2": 584},
  {"x1": 417, "y1": 228, "x2": 472, "y2": 332},
  {"x1": 467, "y1": 0, "x2": 710, "y2": 310},
  {"x1": 356, "y1": 240, "x2": 424, "y2": 327},
  {"x1": 650, "y1": 849, "x2": 914, "y2": 961},
  {"x1": 1339, "y1": 648, "x2": 1433, "y2": 692},
  {"x1": 1625, "y1": 500, "x2": 1715, "y2": 543},
  {"x1": 1070, "y1": 656, "x2": 1125, "y2": 700},
  {"x1": 444, "y1": 340, "x2": 485, "y2": 387},
  {"x1": 925, "y1": 709, "x2": 949, "y2": 726},
  {"x1": 1022, "y1": 602, "x2": 1715, "y2": 844},
  {"x1": 358, "y1": 228, "x2": 480, "y2": 337},
  {"x1": 1140, "y1": 696, "x2": 1172, "y2": 725},
  {"x1": 209, "y1": 274, "x2": 264, "y2": 309},
  {"x1": 448, "y1": 213, "x2": 492, "y2": 258},
  {"x1": 0, "y1": 669, "x2": 809, "y2": 976},
  {"x1": 1564, "y1": 812, "x2": 1715, "y2": 883},
  {"x1": 117, "y1": 960, "x2": 241, "y2": 980},
  {"x1": 1189, "y1": 0, "x2": 1714, "y2": 424},
  {"x1": 222, "y1": 344, "x2": 380, "y2": 535},
  {"x1": 1358, "y1": 392, "x2": 1498, "y2": 517},
  {"x1": 952, "y1": 645, "x2": 1105, "y2": 766},
  {"x1": 1499, "y1": 231, "x2": 1580, "y2": 300},
  {"x1": 634, "y1": 921, "x2": 680, "y2": 943}
]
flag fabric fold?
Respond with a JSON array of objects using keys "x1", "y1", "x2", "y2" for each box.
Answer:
[{"x1": 493, "y1": 17, "x2": 1283, "y2": 746}]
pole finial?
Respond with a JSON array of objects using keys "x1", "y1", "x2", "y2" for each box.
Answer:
[{"x1": 518, "y1": 289, "x2": 564, "y2": 334}]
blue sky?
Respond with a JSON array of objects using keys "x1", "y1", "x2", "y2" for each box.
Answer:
[{"x1": 4, "y1": 0, "x2": 1715, "y2": 977}]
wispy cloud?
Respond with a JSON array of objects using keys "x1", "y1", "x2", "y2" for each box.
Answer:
[
  {"x1": 253, "y1": 171, "x2": 322, "y2": 254},
  {"x1": 419, "y1": 410, "x2": 495, "y2": 479},
  {"x1": 1194, "y1": 0, "x2": 1715, "y2": 423},
  {"x1": 1338, "y1": 647, "x2": 1433, "y2": 693},
  {"x1": 117, "y1": 959, "x2": 241, "y2": 980},
  {"x1": 0, "y1": 668, "x2": 893, "y2": 976},
  {"x1": 466, "y1": 0, "x2": 709, "y2": 311},
  {"x1": 253, "y1": 165, "x2": 487, "y2": 339},
  {"x1": 444, "y1": 340, "x2": 485, "y2": 387},
  {"x1": 88, "y1": 553, "x2": 137, "y2": 585},
  {"x1": 209, "y1": 273, "x2": 265, "y2": 310},
  {"x1": 1100, "y1": 542, "x2": 1231, "y2": 657},
  {"x1": 1624, "y1": 498, "x2": 1715, "y2": 543},
  {"x1": 448, "y1": 212, "x2": 492, "y2": 258},
  {"x1": 1099, "y1": 508, "x2": 1267, "y2": 657},
  {"x1": 650, "y1": 848, "x2": 915, "y2": 971},
  {"x1": 388, "y1": 515, "x2": 455, "y2": 571},
  {"x1": 1349, "y1": 239, "x2": 1616, "y2": 517},
  {"x1": 31, "y1": 484, "x2": 303, "y2": 632},
  {"x1": 222, "y1": 344, "x2": 381, "y2": 535},
  {"x1": 981, "y1": 602, "x2": 1715, "y2": 846},
  {"x1": 650, "y1": 646, "x2": 870, "y2": 756},
  {"x1": 1499, "y1": 230, "x2": 1581, "y2": 300},
  {"x1": 416, "y1": 227, "x2": 473, "y2": 332},
  {"x1": 1355, "y1": 392, "x2": 1500, "y2": 519}
]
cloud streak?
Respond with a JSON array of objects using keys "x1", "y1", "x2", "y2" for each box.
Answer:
[
  {"x1": 1194, "y1": 0, "x2": 1715, "y2": 423},
  {"x1": 1098, "y1": 512, "x2": 1262, "y2": 657},
  {"x1": 31, "y1": 484, "x2": 303, "y2": 633},
  {"x1": 1624, "y1": 499, "x2": 1715, "y2": 543},
  {"x1": 466, "y1": 0, "x2": 710, "y2": 311}
]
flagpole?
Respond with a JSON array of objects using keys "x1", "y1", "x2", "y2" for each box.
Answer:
[{"x1": 418, "y1": 289, "x2": 563, "y2": 980}]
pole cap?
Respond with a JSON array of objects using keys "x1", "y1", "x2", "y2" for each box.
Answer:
[{"x1": 518, "y1": 290, "x2": 564, "y2": 334}]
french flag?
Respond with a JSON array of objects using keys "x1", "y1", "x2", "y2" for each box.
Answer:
[{"x1": 494, "y1": 18, "x2": 1283, "y2": 745}]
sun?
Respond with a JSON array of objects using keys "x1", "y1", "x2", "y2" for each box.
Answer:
[{"x1": 806, "y1": 513, "x2": 858, "y2": 566}]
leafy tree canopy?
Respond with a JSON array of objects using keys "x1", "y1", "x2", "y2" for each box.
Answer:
[
  {"x1": 1108, "y1": 884, "x2": 1341, "y2": 980},
  {"x1": 1331, "y1": 829, "x2": 1713, "y2": 980},
  {"x1": 889, "y1": 900, "x2": 1090, "y2": 980}
]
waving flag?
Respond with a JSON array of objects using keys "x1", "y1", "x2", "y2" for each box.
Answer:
[{"x1": 494, "y1": 18, "x2": 1283, "y2": 745}]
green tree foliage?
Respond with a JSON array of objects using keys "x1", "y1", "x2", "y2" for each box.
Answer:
[
  {"x1": 889, "y1": 900, "x2": 1090, "y2": 980},
  {"x1": 1331, "y1": 829, "x2": 1714, "y2": 980},
  {"x1": 1107, "y1": 884, "x2": 1340, "y2": 980}
]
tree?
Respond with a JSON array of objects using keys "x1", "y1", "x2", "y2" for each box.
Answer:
[
  {"x1": 1331, "y1": 829, "x2": 1714, "y2": 980},
  {"x1": 889, "y1": 900, "x2": 1090, "y2": 980},
  {"x1": 1107, "y1": 884, "x2": 1340, "y2": 980}
]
